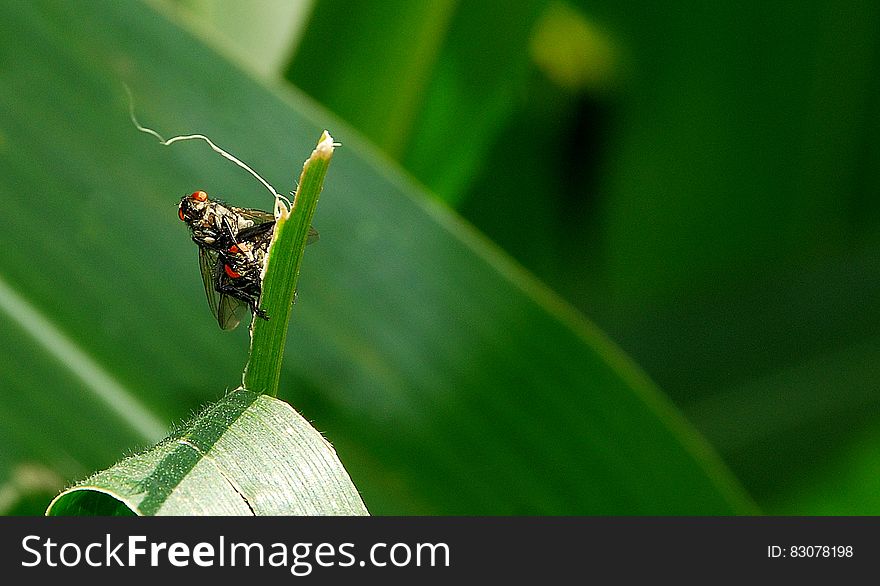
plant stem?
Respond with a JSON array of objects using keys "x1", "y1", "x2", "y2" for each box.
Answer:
[{"x1": 242, "y1": 131, "x2": 336, "y2": 396}]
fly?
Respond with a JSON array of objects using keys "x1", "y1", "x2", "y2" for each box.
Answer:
[
  {"x1": 197, "y1": 221, "x2": 272, "y2": 330},
  {"x1": 178, "y1": 190, "x2": 318, "y2": 330},
  {"x1": 126, "y1": 93, "x2": 318, "y2": 329}
]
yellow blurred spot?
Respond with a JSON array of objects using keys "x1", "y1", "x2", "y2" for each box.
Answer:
[
  {"x1": 530, "y1": 2, "x2": 618, "y2": 92},
  {"x1": 0, "y1": 463, "x2": 63, "y2": 514}
]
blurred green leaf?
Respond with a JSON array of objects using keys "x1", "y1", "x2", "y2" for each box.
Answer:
[
  {"x1": 572, "y1": 0, "x2": 880, "y2": 308},
  {"x1": 770, "y1": 418, "x2": 880, "y2": 515},
  {"x1": 287, "y1": 0, "x2": 547, "y2": 204},
  {"x1": 677, "y1": 249, "x2": 880, "y2": 512},
  {"x1": 452, "y1": 0, "x2": 880, "y2": 513},
  {"x1": 0, "y1": 275, "x2": 165, "y2": 515},
  {"x1": 159, "y1": 0, "x2": 313, "y2": 78},
  {"x1": 0, "y1": 0, "x2": 751, "y2": 514},
  {"x1": 47, "y1": 388, "x2": 368, "y2": 515},
  {"x1": 572, "y1": 0, "x2": 880, "y2": 512}
]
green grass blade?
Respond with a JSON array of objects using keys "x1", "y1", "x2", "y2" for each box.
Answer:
[{"x1": 244, "y1": 132, "x2": 335, "y2": 396}]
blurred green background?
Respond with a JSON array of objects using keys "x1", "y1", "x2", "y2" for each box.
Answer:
[{"x1": 1, "y1": 0, "x2": 878, "y2": 515}]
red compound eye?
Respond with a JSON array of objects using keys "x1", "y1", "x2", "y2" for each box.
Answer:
[
  {"x1": 191, "y1": 190, "x2": 208, "y2": 202},
  {"x1": 178, "y1": 207, "x2": 186, "y2": 221},
  {"x1": 228, "y1": 244, "x2": 239, "y2": 254},
  {"x1": 224, "y1": 264, "x2": 241, "y2": 279}
]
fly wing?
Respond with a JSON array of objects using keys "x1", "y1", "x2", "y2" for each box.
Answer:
[
  {"x1": 216, "y1": 291, "x2": 246, "y2": 331},
  {"x1": 198, "y1": 246, "x2": 221, "y2": 323},
  {"x1": 198, "y1": 247, "x2": 243, "y2": 330},
  {"x1": 234, "y1": 207, "x2": 275, "y2": 224},
  {"x1": 233, "y1": 206, "x2": 318, "y2": 245},
  {"x1": 307, "y1": 225, "x2": 319, "y2": 245}
]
